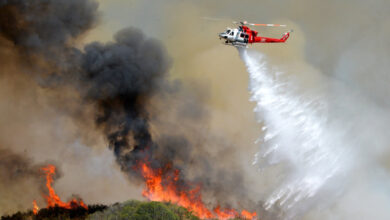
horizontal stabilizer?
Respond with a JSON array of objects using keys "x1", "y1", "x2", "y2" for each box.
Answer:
[{"x1": 280, "y1": 30, "x2": 293, "y2": 41}]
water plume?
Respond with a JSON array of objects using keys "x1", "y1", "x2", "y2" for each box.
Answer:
[{"x1": 239, "y1": 48, "x2": 353, "y2": 219}]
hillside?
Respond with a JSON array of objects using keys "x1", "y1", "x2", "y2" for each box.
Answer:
[{"x1": 1, "y1": 200, "x2": 203, "y2": 220}]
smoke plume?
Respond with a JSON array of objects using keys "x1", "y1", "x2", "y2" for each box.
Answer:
[{"x1": 0, "y1": 0, "x2": 257, "y2": 216}]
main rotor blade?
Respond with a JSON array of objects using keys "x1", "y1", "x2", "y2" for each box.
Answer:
[
  {"x1": 204, "y1": 18, "x2": 287, "y2": 27},
  {"x1": 249, "y1": 23, "x2": 287, "y2": 27}
]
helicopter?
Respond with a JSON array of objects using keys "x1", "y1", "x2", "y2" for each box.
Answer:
[{"x1": 218, "y1": 21, "x2": 293, "y2": 47}]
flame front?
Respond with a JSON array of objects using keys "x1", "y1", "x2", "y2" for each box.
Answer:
[
  {"x1": 31, "y1": 163, "x2": 256, "y2": 219},
  {"x1": 139, "y1": 162, "x2": 257, "y2": 220},
  {"x1": 32, "y1": 164, "x2": 88, "y2": 213}
]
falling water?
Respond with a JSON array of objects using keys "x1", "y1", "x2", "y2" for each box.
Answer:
[{"x1": 239, "y1": 48, "x2": 352, "y2": 219}]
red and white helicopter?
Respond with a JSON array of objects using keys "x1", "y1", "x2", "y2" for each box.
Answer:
[{"x1": 218, "y1": 20, "x2": 293, "y2": 47}]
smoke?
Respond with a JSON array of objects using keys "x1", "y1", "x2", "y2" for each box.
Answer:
[
  {"x1": 0, "y1": 0, "x2": 98, "y2": 51},
  {"x1": 0, "y1": 148, "x2": 51, "y2": 215},
  {"x1": 0, "y1": 0, "x2": 171, "y2": 175},
  {"x1": 78, "y1": 28, "x2": 172, "y2": 178},
  {"x1": 0, "y1": 0, "x2": 258, "y2": 215}
]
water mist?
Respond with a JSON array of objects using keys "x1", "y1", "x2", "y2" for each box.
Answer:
[{"x1": 239, "y1": 48, "x2": 355, "y2": 219}]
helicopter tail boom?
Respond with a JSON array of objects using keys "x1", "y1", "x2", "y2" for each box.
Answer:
[{"x1": 252, "y1": 29, "x2": 293, "y2": 43}]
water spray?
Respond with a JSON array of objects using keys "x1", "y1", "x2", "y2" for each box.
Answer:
[{"x1": 239, "y1": 48, "x2": 352, "y2": 219}]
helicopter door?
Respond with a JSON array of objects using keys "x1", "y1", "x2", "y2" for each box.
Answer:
[{"x1": 238, "y1": 32, "x2": 246, "y2": 42}]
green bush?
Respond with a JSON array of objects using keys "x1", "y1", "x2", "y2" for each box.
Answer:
[{"x1": 87, "y1": 200, "x2": 200, "y2": 220}]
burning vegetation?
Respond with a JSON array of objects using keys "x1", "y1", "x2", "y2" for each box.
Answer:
[
  {"x1": 139, "y1": 162, "x2": 257, "y2": 219},
  {"x1": 32, "y1": 201, "x2": 39, "y2": 215},
  {"x1": 2, "y1": 164, "x2": 105, "y2": 220},
  {"x1": 2, "y1": 161, "x2": 257, "y2": 219},
  {"x1": 38, "y1": 165, "x2": 88, "y2": 212}
]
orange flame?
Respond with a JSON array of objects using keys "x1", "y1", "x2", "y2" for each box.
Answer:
[
  {"x1": 213, "y1": 205, "x2": 238, "y2": 219},
  {"x1": 32, "y1": 200, "x2": 39, "y2": 215},
  {"x1": 241, "y1": 210, "x2": 258, "y2": 219},
  {"x1": 32, "y1": 164, "x2": 87, "y2": 213},
  {"x1": 139, "y1": 162, "x2": 257, "y2": 220},
  {"x1": 41, "y1": 164, "x2": 88, "y2": 209}
]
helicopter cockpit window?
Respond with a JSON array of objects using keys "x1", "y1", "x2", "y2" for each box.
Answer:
[
  {"x1": 230, "y1": 31, "x2": 234, "y2": 36},
  {"x1": 226, "y1": 30, "x2": 231, "y2": 34}
]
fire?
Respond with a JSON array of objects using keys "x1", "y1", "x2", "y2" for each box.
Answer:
[
  {"x1": 32, "y1": 164, "x2": 87, "y2": 214},
  {"x1": 241, "y1": 210, "x2": 258, "y2": 219},
  {"x1": 139, "y1": 162, "x2": 257, "y2": 220},
  {"x1": 32, "y1": 200, "x2": 39, "y2": 215},
  {"x1": 213, "y1": 206, "x2": 238, "y2": 219},
  {"x1": 31, "y1": 163, "x2": 256, "y2": 219}
]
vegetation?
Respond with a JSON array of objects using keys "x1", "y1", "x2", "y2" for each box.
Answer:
[
  {"x1": 1, "y1": 201, "x2": 200, "y2": 220},
  {"x1": 87, "y1": 200, "x2": 199, "y2": 220}
]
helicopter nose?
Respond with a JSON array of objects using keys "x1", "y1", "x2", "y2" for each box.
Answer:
[{"x1": 218, "y1": 33, "x2": 227, "y2": 39}]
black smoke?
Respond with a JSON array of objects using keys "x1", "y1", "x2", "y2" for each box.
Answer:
[
  {"x1": 0, "y1": 0, "x2": 171, "y2": 176},
  {"x1": 80, "y1": 28, "x2": 171, "y2": 175},
  {"x1": 0, "y1": 0, "x2": 98, "y2": 52},
  {"x1": 0, "y1": 0, "x2": 257, "y2": 213}
]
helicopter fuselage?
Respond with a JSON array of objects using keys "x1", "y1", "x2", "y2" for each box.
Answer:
[{"x1": 218, "y1": 25, "x2": 290, "y2": 46}]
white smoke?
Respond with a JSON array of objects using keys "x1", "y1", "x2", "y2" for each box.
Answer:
[{"x1": 238, "y1": 48, "x2": 390, "y2": 220}]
